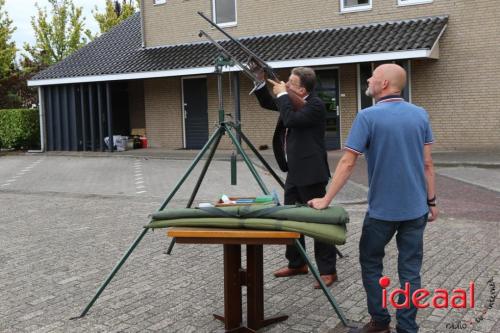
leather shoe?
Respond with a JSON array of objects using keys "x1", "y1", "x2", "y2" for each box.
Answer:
[
  {"x1": 313, "y1": 273, "x2": 338, "y2": 289},
  {"x1": 358, "y1": 319, "x2": 391, "y2": 333},
  {"x1": 273, "y1": 265, "x2": 308, "y2": 277}
]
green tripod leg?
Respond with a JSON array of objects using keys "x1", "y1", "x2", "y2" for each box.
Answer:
[
  {"x1": 158, "y1": 126, "x2": 225, "y2": 212},
  {"x1": 73, "y1": 228, "x2": 149, "y2": 319},
  {"x1": 166, "y1": 127, "x2": 224, "y2": 255},
  {"x1": 75, "y1": 126, "x2": 224, "y2": 318},
  {"x1": 233, "y1": 125, "x2": 285, "y2": 189},
  {"x1": 185, "y1": 127, "x2": 224, "y2": 208},
  {"x1": 294, "y1": 239, "x2": 350, "y2": 327}
]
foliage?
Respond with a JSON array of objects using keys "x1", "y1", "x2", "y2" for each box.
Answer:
[
  {"x1": 22, "y1": 0, "x2": 91, "y2": 71},
  {"x1": 0, "y1": 109, "x2": 40, "y2": 149},
  {"x1": 92, "y1": 0, "x2": 139, "y2": 36},
  {"x1": 0, "y1": 0, "x2": 16, "y2": 77},
  {"x1": 0, "y1": 1, "x2": 40, "y2": 109},
  {"x1": 0, "y1": 69, "x2": 38, "y2": 109}
]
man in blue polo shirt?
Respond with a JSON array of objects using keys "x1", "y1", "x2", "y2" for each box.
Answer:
[{"x1": 308, "y1": 63, "x2": 438, "y2": 333}]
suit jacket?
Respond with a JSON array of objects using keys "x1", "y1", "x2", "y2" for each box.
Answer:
[{"x1": 254, "y1": 86, "x2": 330, "y2": 187}]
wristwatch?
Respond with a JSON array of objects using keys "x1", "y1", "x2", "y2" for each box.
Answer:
[{"x1": 427, "y1": 195, "x2": 437, "y2": 207}]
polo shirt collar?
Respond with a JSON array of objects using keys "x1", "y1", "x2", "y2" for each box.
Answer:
[{"x1": 376, "y1": 94, "x2": 404, "y2": 103}]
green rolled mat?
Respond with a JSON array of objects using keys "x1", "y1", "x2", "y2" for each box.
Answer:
[
  {"x1": 254, "y1": 195, "x2": 274, "y2": 203},
  {"x1": 151, "y1": 205, "x2": 349, "y2": 225},
  {"x1": 146, "y1": 218, "x2": 347, "y2": 245}
]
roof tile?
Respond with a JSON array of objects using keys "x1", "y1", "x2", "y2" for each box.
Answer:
[{"x1": 32, "y1": 13, "x2": 448, "y2": 81}]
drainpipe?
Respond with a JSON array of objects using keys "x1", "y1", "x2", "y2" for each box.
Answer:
[
  {"x1": 140, "y1": 1, "x2": 146, "y2": 48},
  {"x1": 28, "y1": 86, "x2": 45, "y2": 153}
]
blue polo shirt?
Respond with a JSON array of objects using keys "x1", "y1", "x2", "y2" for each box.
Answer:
[{"x1": 345, "y1": 96, "x2": 433, "y2": 221}]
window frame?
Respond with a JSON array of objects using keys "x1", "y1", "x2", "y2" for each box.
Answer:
[
  {"x1": 153, "y1": 0, "x2": 166, "y2": 5},
  {"x1": 397, "y1": 0, "x2": 433, "y2": 7},
  {"x1": 340, "y1": 0, "x2": 372, "y2": 13},
  {"x1": 212, "y1": 0, "x2": 237, "y2": 28}
]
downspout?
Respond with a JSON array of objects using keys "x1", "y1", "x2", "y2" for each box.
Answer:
[
  {"x1": 28, "y1": 86, "x2": 46, "y2": 153},
  {"x1": 140, "y1": 1, "x2": 146, "y2": 48}
]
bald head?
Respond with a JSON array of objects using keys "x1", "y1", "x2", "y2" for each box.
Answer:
[
  {"x1": 366, "y1": 63, "x2": 407, "y2": 100},
  {"x1": 378, "y1": 63, "x2": 407, "y2": 91}
]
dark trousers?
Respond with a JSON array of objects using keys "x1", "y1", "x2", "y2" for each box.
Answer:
[
  {"x1": 284, "y1": 182, "x2": 337, "y2": 275},
  {"x1": 359, "y1": 213, "x2": 427, "y2": 333}
]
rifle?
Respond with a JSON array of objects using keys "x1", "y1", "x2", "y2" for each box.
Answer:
[{"x1": 197, "y1": 11, "x2": 305, "y2": 111}]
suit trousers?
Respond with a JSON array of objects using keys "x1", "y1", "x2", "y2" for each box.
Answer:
[{"x1": 284, "y1": 181, "x2": 337, "y2": 275}]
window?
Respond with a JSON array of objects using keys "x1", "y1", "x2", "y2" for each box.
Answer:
[
  {"x1": 153, "y1": 0, "x2": 166, "y2": 5},
  {"x1": 212, "y1": 0, "x2": 237, "y2": 27},
  {"x1": 358, "y1": 63, "x2": 374, "y2": 110},
  {"x1": 340, "y1": 0, "x2": 372, "y2": 13},
  {"x1": 398, "y1": 0, "x2": 433, "y2": 6}
]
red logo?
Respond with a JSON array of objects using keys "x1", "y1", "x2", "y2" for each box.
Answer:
[{"x1": 380, "y1": 276, "x2": 475, "y2": 309}]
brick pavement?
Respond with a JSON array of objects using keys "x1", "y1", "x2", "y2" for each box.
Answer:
[{"x1": 0, "y1": 155, "x2": 499, "y2": 333}]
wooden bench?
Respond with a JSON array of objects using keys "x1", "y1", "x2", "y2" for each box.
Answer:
[{"x1": 167, "y1": 227, "x2": 301, "y2": 333}]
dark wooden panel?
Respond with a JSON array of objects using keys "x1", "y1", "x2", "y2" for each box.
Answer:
[
  {"x1": 54, "y1": 85, "x2": 62, "y2": 150},
  {"x1": 97, "y1": 83, "x2": 104, "y2": 151},
  {"x1": 88, "y1": 84, "x2": 95, "y2": 151},
  {"x1": 106, "y1": 83, "x2": 113, "y2": 152},
  {"x1": 80, "y1": 84, "x2": 87, "y2": 151},
  {"x1": 45, "y1": 87, "x2": 54, "y2": 151}
]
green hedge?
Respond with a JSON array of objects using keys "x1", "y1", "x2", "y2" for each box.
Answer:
[{"x1": 0, "y1": 109, "x2": 40, "y2": 150}]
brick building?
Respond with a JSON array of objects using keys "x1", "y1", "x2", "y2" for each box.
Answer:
[{"x1": 28, "y1": 0, "x2": 500, "y2": 152}]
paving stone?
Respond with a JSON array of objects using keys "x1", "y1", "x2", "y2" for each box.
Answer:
[{"x1": 0, "y1": 155, "x2": 499, "y2": 332}]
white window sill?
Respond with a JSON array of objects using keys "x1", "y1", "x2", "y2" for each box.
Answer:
[
  {"x1": 153, "y1": 1, "x2": 166, "y2": 6},
  {"x1": 397, "y1": 0, "x2": 433, "y2": 6},
  {"x1": 215, "y1": 21, "x2": 237, "y2": 28},
  {"x1": 340, "y1": 6, "x2": 372, "y2": 13}
]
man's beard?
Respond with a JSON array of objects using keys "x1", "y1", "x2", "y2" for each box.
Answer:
[{"x1": 365, "y1": 87, "x2": 372, "y2": 97}]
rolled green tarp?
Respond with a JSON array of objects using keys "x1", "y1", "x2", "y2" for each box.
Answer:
[
  {"x1": 151, "y1": 205, "x2": 349, "y2": 225},
  {"x1": 146, "y1": 217, "x2": 347, "y2": 245}
]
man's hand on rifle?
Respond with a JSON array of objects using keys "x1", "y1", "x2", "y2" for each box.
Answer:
[
  {"x1": 249, "y1": 61, "x2": 266, "y2": 83},
  {"x1": 268, "y1": 79, "x2": 287, "y2": 96}
]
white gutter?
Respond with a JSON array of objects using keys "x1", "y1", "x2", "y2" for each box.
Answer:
[
  {"x1": 28, "y1": 87, "x2": 46, "y2": 153},
  {"x1": 27, "y1": 49, "x2": 434, "y2": 87}
]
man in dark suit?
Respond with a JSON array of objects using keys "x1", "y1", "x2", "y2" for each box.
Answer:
[{"x1": 253, "y1": 67, "x2": 338, "y2": 288}]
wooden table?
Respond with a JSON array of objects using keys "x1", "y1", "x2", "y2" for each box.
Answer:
[{"x1": 167, "y1": 227, "x2": 301, "y2": 333}]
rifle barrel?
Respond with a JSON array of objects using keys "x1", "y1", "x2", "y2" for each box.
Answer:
[
  {"x1": 199, "y1": 30, "x2": 261, "y2": 84},
  {"x1": 197, "y1": 11, "x2": 276, "y2": 78}
]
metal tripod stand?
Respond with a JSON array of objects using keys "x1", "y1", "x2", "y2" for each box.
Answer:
[{"x1": 74, "y1": 54, "x2": 349, "y2": 328}]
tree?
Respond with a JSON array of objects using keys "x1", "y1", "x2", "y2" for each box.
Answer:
[
  {"x1": 22, "y1": 0, "x2": 91, "y2": 71},
  {"x1": 0, "y1": 59, "x2": 39, "y2": 109},
  {"x1": 93, "y1": 0, "x2": 139, "y2": 35},
  {"x1": 0, "y1": 0, "x2": 16, "y2": 77}
]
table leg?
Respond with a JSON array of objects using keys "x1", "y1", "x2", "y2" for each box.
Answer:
[
  {"x1": 246, "y1": 245, "x2": 288, "y2": 330},
  {"x1": 222, "y1": 244, "x2": 242, "y2": 330}
]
